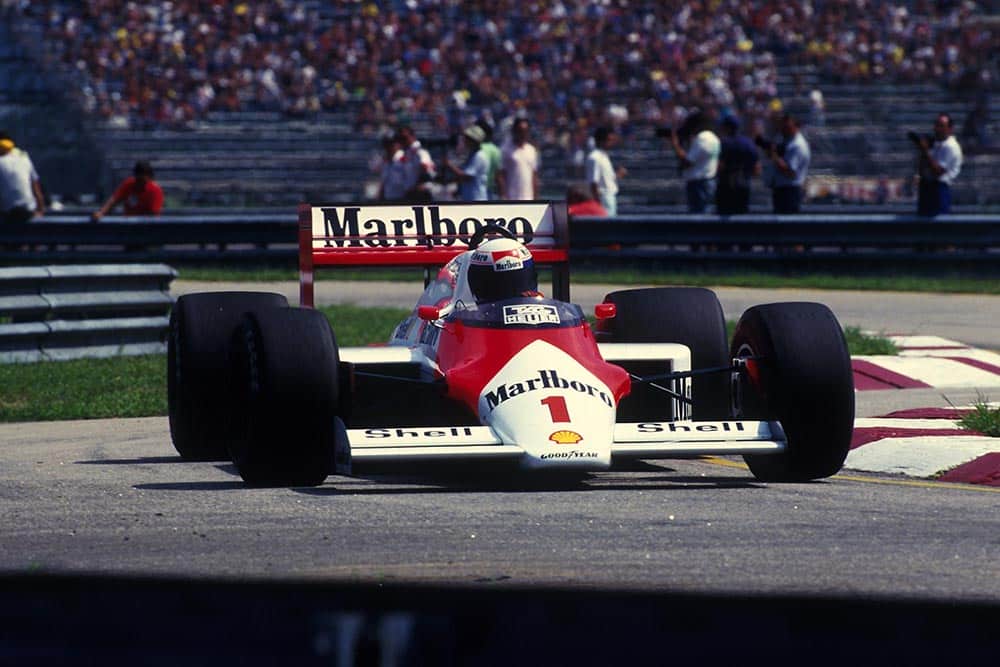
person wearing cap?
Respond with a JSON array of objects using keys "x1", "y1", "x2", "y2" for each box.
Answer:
[
  {"x1": 475, "y1": 119, "x2": 502, "y2": 199},
  {"x1": 441, "y1": 125, "x2": 490, "y2": 201},
  {"x1": 0, "y1": 132, "x2": 45, "y2": 224},
  {"x1": 91, "y1": 160, "x2": 164, "y2": 221},
  {"x1": 715, "y1": 114, "x2": 760, "y2": 215}
]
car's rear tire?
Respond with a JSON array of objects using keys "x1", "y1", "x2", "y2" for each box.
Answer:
[
  {"x1": 168, "y1": 291, "x2": 289, "y2": 460},
  {"x1": 731, "y1": 302, "x2": 855, "y2": 482},
  {"x1": 227, "y1": 307, "x2": 341, "y2": 487},
  {"x1": 597, "y1": 287, "x2": 730, "y2": 419}
]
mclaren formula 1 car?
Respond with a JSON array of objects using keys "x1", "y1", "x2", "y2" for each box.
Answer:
[{"x1": 167, "y1": 202, "x2": 854, "y2": 486}]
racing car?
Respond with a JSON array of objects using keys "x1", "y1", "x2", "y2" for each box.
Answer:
[{"x1": 167, "y1": 201, "x2": 854, "y2": 487}]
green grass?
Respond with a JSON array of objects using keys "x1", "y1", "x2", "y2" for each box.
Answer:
[
  {"x1": 958, "y1": 399, "x2": 1000, "y2": 437},
  {"x1": 0, "y1": 307, "x2": 894, "y2": 424},
  {"x1": 0, "y1": 355, "x2": 167, "y2": 422},
  {"x1": 175, "y1": 265, "x2": 1000, "y2": 295}
]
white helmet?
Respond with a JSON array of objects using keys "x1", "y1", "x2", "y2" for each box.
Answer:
[{"x1": 467, "y1": 237, "x2": 538, "y2": 303}]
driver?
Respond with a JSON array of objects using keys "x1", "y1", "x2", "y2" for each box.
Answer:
[{"x1": 467, "y1": 237, "x2": 543, "y2": 303}]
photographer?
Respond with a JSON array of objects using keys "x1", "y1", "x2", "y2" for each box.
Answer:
[
  {"x1": 667, "y1": 111, "x2": 719, "y2": 213},
  {"x1": 912, "y1": 113, "x2": 962, "y2": 217},
  {"x1": 759, "y1": 113, "x2": 810, "y2": 214}
]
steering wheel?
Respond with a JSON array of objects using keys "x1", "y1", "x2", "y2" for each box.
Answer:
[{"x1": 469, "y1": 223, "x2": 517, "y2": 249}]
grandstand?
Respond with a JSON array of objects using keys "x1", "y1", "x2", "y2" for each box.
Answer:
[{"x1": 1, "y1": 2, "x2": 997, "y2": 211}]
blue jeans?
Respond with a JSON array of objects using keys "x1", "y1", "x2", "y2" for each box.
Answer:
[
  {"x1": 686, "y1": 179, "x2": 716, "y2": 213},
  {"x1": 917, "y1": 179, "x2": 951, "y2": 216}
]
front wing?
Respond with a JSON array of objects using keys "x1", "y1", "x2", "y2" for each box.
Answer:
[{"x1": 346, "y1": 420, "x2": 786, "y2": 465}]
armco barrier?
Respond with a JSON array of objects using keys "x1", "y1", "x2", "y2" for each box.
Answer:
[
  {"x1": 0, "y1": 213, "x2": 997, "y2": 268},
  {"x1": 0, "y1": 264, "x2": 177, "y2": 363}
]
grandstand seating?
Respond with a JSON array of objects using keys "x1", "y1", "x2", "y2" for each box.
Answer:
[{"x1": 1, "y1": 5, "x2": 997, "y2": 211}]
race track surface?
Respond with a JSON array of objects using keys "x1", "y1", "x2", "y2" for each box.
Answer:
[{"x1": 1, "y1": 412, "x2": 997, "y2": 601}]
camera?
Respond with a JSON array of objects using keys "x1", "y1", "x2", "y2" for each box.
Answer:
[
  {"x1": 654, "y1": 126, "x2": 673, "y2": 138},
  {"x1": 907, "y1": 131, "x2": 930, "y2": 145},
  {"x1": 754, "y1": 135, "x2": 784, "y2": 156}
]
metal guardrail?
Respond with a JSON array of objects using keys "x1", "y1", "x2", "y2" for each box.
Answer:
[
  {"x1": 0, "y1": 213, "x2": 998, "y2": 267},
  {"x1": 0, "y1": 264, "x2": 177, "y2": 363}
]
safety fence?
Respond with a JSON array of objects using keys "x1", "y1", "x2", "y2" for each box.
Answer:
[
  {"x1": 0, "y1": 213, "x2": 997, "y2": 269},
  {"x1": 0, "y1": 264, "x2": 176, "y2": 363}
]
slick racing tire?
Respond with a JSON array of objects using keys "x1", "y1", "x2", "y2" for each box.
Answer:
[
  {"x1": 731, "y1": 302, "x2": 855, "y2": 482},
  {"x1": 168, "y1": 291, "x2": 289, "y2": 461},
  {"x1": 227, "y1": 307, "x2": 341, "y2": 487},
  {"x1": 597, "y1": 287, "x2": 730, "y2": 420}
]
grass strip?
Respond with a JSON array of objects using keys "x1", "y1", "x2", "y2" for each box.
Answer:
[
  {"x1": 0, "y1": 306, "x2": 894, "y2": 424},
  {"x1": 958, "y1": 400, "x2": 1000, "y2": 437}
]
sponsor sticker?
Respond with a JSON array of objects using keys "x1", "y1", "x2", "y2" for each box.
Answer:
[
  {"x1": 549, "y1": 430, "x2": 583, "y2": 445},
  {"x1": 503, "y1": 304, "x2": 560, "y2": 326}
]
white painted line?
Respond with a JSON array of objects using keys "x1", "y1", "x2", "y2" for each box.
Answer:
[
  {"x1": 897, "y1": 349, "x2": 1000, "y2": 366},
  {"x1": 854, "y1": 418, "x2": 964, "y2": 430},
  {"x1": 845, "y1": 436, "x2": 1000, "y2": 478},
  {"x1": 853, "y1": 355, "x2": 1000, "y2": 388},
  {"x1": 884, "y1": 335, "x2": 968, "y2": 349}
]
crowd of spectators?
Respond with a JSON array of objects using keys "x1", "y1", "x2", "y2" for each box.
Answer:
[{"x1": 7, "y1": 0, "x2": 996, "y2": 148}]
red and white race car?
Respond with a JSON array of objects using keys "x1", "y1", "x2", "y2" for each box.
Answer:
[{"x1": 167, "y1": 202, "x2": 854, "y2": 486}]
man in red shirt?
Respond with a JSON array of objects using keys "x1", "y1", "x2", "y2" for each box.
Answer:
[{"x1": 91, "y1": 161, "x2": 164, "y2": 220}]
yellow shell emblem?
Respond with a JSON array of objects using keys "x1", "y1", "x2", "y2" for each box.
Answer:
[{"x1": 549, "y1": 430, "x2": 583, "y2": 445}]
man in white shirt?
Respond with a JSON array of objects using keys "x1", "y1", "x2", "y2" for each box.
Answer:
[
  {"x1": 761, "y1": 113, "x2": 810, "y2": 214},
  {"x1": 0, "y1": 132, "x2": 45, "y2": 224},
  {"x1": 915, "y1": 113, "x2": 962, "y2": 216},
  {"x1": 585, "y1": 127, "x2": 623, "y2": 216},
  {"x1": 497, "y1": 118, "x2": 539, "y2": 200},
  {"x1": 397, "y1": 125, "x2": 436, "y2": 203},
  {"x1": 669, "y1": 111, "x2": 720, "y2": 213}
]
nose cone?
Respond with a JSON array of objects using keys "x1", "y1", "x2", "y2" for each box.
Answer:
[{"x1": 477, "y1": 340, "x2": 616, "y2": 470}]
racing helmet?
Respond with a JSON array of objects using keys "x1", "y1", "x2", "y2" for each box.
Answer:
[{"x1": 467, "y1": 237, "x2": 538, "y2": 303}]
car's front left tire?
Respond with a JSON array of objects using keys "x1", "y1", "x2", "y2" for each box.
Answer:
[{"x1": 227, "y1": 307, "x2": 341, "y2": 487}]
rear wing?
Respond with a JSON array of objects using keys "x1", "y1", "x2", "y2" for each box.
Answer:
[{"x1": 297, "y1": 201, "x2": 570, "y2": 306}]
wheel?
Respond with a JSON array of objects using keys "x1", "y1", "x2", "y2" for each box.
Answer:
[
  {"x1": 596, "y1": 287, "x2": 730, "y2": 420},
  {"x1": 731, "y1": 302, "x2": 855, "y2": 482},
  {"x1": 168, "y1": 291, "x2": 289, "y2": 460},
  {"x1": 227, "y1": 307, "x2": 341, "y2": 487}
]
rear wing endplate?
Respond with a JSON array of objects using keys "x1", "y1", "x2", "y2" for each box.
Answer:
[{"x1": 298, "y1": 201, "x2": 570, "y2": 306}]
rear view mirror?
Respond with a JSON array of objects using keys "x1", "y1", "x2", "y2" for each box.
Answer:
[
  {"x1": 417, "y1": 305, "x2": 441, "y2": 321},
  {"x1": 594, "y1": 303, "x2": 617, "y2": 320}
]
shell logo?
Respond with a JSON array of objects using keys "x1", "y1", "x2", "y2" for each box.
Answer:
[{"x1": 549, "y1": 430, "x2": 583, "y2": 445}]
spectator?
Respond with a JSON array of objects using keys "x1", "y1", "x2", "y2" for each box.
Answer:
[
  {"x1": 377, "y1": 134, "x2": 407, "y2": 202},
  {"x1": 566, "y1": 183, "x2": 608, "y2": 217},
  {"x1": 441, "y1": 125, "x2": 490, "y2": 201},
  {"x1": 585, "y1": 127, "x2": 624, "y2": 217},
  {"x1": 397, "y1": 125, "x2": 436, "y2": 204},
  {"x1": 475, "y1": 119, "x2": 502, "y2": 200},
  {"x1": 762, "y1": 114, "x2": 810, "y2": 214},
  {"x1": 498, "y1": 117, "x2": 540, "y2": 201},
  {"x1": 914, "y1": 112, "x2": 962, "y2": 216},
  {"x1": 715, "y1": 115, "x2": 760, "y2": 215},
  {"x1": 91, "y1": 161, "x2": 163, "y2": 221},
  {"x1": 669, "y1": 111, "x2": 720, "y2": 213},
  {"x1": 0, "y1": 132, "x2": 45, "y2": 224}
]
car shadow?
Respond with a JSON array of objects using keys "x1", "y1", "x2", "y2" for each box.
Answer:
[
  {"x1": 76, "y1": 456, "x2": 195, "y2": 465},
  {"x1": 293, "y1": 473, "x2": 764, "y2": 496}
]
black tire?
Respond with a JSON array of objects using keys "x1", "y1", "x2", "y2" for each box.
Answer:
[
  {"x1": 731, "y1": 302, "x2": 855, "y2": 482},
  {"x1": 596, "y1": 287, "x2": 730, "y2": 420},
  {"x1": 168, "y1": 291, "x2": 289, "y2": 460},
  {"x1": 227, "y1": 307, "x2": 340, "y2": 487}
]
